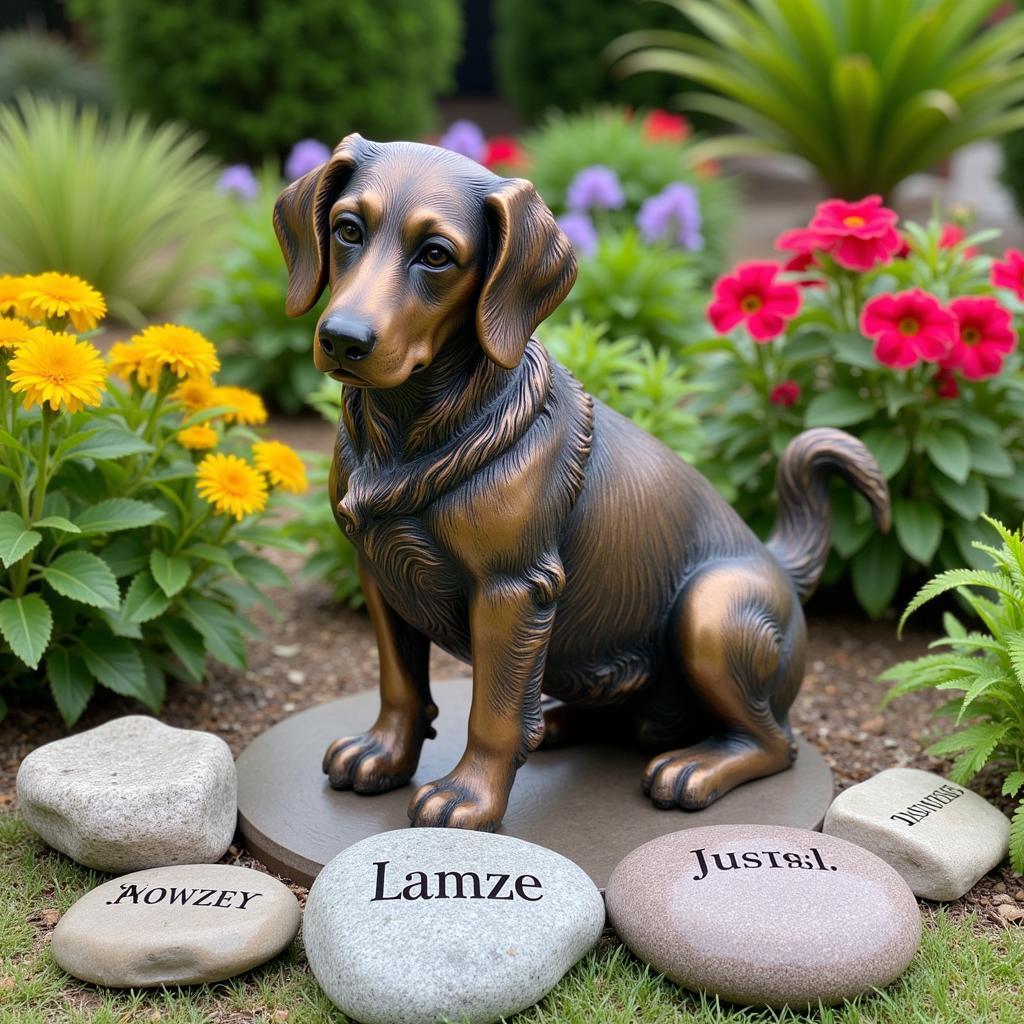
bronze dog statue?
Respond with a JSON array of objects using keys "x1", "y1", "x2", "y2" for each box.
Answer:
[{"x1": 274, "y1": 134, "x2": 891, "y2": 831}]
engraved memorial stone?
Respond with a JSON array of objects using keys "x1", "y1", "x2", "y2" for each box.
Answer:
[
  {"x1": 823, "y1": 767, "x2": 1010, "y2": 901},
  {"x1": 303, "y1": 828, "x2": 605, "y2": 1024},
  {"x1": 51, "y1": 864, "x2": 300, "y2": 987},
  {"x1": 605, "y1": 824, "x2": 921, "y2": 1008},
  {"x1": 16, "y1": 716, "x2": 236, "y2": 872}
]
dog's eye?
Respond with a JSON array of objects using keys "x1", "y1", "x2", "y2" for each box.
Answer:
[
  {"x1": 418, "y1": 243, "x2": 453, "y2": 269},
  {"x1": 335, "y1": 220, "x2": 363, "y2": 245}
]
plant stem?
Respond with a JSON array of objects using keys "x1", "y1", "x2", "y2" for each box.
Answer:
[{"x1": 30, "y1": 408, "x2": 52, "y2": 524}]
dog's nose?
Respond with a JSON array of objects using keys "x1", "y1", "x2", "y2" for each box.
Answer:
[{"x1": 319, "y1": 314, "x2": 376, "y2": 363}]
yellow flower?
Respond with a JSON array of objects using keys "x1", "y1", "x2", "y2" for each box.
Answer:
[
  {"x1": 17, "y1": 272, "x2": 106, "y2": 331},
  {"x1": 173, "y1": 376, "x2": 218, "y2": 412},
  {"x1": 134, "y1": 323, "x2": 220, "y2": 383},
  {"x1": 7, "y1": 328, "x2": 106, "y2": 413},
  {"x1": 0, "y1": 316, "x2": 36, "y2": 353},
  {"x1": 107, "y1": 341, "x2": 150, "y2": 384},
  {"x1": 0, "y1": 275, "x2": 27, "y2": 316},
  {"x1": 196, "y1": 453, "x2": 268, "y2": 520},
  {"x1": 177, "y1": 424, "x2": 218, "y2": 450},
  {"x1": 213, "y1": 385, "x2": 268, "y2": 425},
  {"x1": 253, "y1": 440, "x2": 308, "y2": 493}
]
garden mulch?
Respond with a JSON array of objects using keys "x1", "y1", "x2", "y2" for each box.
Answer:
[{"x1": 3, "y1": 547, "x2": 1022, "y2": 935}]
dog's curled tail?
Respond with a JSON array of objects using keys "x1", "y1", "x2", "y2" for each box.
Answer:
[{"x1": 767, "y1": 427, "x2": 891, "y2": 604}]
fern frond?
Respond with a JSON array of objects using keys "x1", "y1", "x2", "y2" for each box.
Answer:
[
  {"x1": 1003, "y1": 770, "x2": 1024, "y2": 798},
  {"x1": 1010, "y1": 801, "x2": 1024, "y2": 874},
  {"x1": 898, "y1": 569, "x2": 1019, "y2": 635}
]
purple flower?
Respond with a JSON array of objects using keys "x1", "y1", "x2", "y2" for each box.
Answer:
[
  {"x1": 217, "y1": 164, "x2": 259, "y2": 201},
  {"x1": 566, "y1": 166, "x2": 626, "y2": 213},
  {"x1": 439, "y1": 119, "x2": 487, "y2": 163},
  {"x1": 285, "y1": 139, "x2": 331, "y2": 181},
  {"x1": 636, "y1": 182, "x2": 704, "y2": 251},
  {"x1": 557, "y1": 212, "x2": 599, "y2": 257}
]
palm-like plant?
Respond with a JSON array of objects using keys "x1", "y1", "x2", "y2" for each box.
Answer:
[{"x1": 610, "y1": 0, "x2": 1024, "y2": 198}]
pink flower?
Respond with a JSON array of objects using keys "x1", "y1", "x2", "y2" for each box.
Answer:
[
  {"x1": 991, "y1": 249, "x2": 1024, "y2": 301},
  {"x1": 707, "y1": 261, "x2": 802, "y2": 342},
  {"x1": 776, "y1": 195, "x2": 902, "y2": 271},
  {"x1": 934, "y1": 368, "x2": 960, "y2": 399},
  {"x1": 945, "y1": 296, "x2": 1016, "y2": 380},
  {"x1": 860, "y1": 289, "x2": 957, "y2": 369},
  {"x1": 770, "y1": 380, "x2": 801, "y2": 407},
  {"x1": 938, "y1": 223, "x2": 979, "y2": 258},
  {"x1": 644, "y1": 109, "x2": 690, "y2": 143},
  {"x1": 483, "y1": 137, "x2": 527, "y2": 171}
]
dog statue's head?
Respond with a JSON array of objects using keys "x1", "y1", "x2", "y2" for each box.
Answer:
[{"x1": 273, "y1": 133, "x2": 577, "y2": 389}]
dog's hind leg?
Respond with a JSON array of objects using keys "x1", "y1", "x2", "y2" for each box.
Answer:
[
  {"x1": 323, "y1": 559, "x2": 435, "y2": 793},
  {"x1": 642, "y1": 561, "x2": 803, "y2": 811}
]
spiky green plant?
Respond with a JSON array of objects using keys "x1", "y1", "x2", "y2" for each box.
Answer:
[
  {"x1": 610, "y1": 0, "x2": 1024, "y2": 198},
  {"x1": 0, "y1": 96, "x2": 229, "y2": 322},
  {"x1": 881, "y1": 516, "x2": 1024, "y2": 870}
]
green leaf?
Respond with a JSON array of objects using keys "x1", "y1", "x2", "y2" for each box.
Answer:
[
  {"x1": 180, "y1": 596, "x2": 246, "y2": 669},
  {"x1": 861, "y1": 428, "x2": 910, "y2": 480},
  {"x1": 923, "y1": 425, "x2": 971, "y2": 484},
  {"x1": 79, "y1": 629, "x2": 149, "y2": 702},
  {"x1": 98, "y1": 534, "x2": 150, "y2": 577},
  {"x1": 830, "y1": 332, "x2": 879, "y2": 370},
  {"x1": 137, "y1": 648, "x2": 166, "y2": 713},
  {"x1": 181, "y1": 543, "x2": 236, "y2": 573},
  {"x1": 929, "y1": 721, "x2": 1010, "y2": 784},
  {"x1": 150, "y1": 549, "x2": 191, "y2": 597},
  {"x1": 65, "y1": 424, "x2": 152, "y2": 461},
  {"x1": 0, "y1": 594, "x2": 52, "y2": 669},
  {"x1": 234, "y1": 554, "x2": 290, "y2": 589},
  {"x1": 76, "y1": 498, "x2": 165, "y2": 535},
  {"x1": 0, "y1": 429, "x2": 29, "y2": 455},
  {"x1": 851, "y1": 533, "x2": 902, "y2": 618},
  {"x1": 899, "y1": 568, "x2": 1017, "y2": 633},
  {"x1": 1011, "y1": 802, "x2": 1024, "y2": 875},
  {"x1": 930, "y1": 471, "x2": 987, "y2": 520},
  {"x1": 121, "y1": 570, "x2": 170, "y2": 624},
  {"x1": 0, "y1": 511, "x2": 41, "y2": 569},
  {"x1": 893, "y1": 498, "x2": 943, "y2": 565},
  {"x1": 33, "y1": 515, "x2": 81, "y2": 534},
  {"x1": 157, "y1": 617, "x2": 206, "y2": 682},
  {"x1": 966, "y1": 433, "x2": 1013, "y2": 478},
  {"x1": 804, "y1": 388, "x2": 875, "y2": 428},
  {"x1": 47, "y1": 648, "x2": 95, "y2": 726},
  {"x1": 42, "y1": 551, "x2": 120, "y2": 609},
  {"x1": 1003, "y1": 771, "x2": 1024, "y2": 798}
]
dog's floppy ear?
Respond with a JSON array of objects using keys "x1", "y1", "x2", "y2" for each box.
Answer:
[
  {"x1": 273, "y1": 133, "x2": 367, "y2": 317},
  {"x1": 476, "y1": 178, "x2": 577, "y2": 369}
]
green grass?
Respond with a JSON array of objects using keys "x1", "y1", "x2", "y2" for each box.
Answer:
[{"x1": 3, "y1": 811, "x2": 1024, "y2": 1023}]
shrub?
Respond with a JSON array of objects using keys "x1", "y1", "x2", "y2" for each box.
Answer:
[
  {"x1": 0, "y1": 29, "x2": 108, "y2": 110},
  {"x1": 548, "y1": 230, "x2": 706, "y2": 356},
  {"x1": 75, "y1": 0, "x2": 462, "y2": 163},
  {"x1": 0, "y1": 96, "x2": 229, "y2": 323},
  {"x1": 611, "y1": 0, "x2": 1024, "y2": 198},
  {"x1": 881, "y1": 516, "x2": 1024, "y2": 871},
  {"x1": 190, "y1": 166, "x2": 324, "y2": 413},
  {"x1": 0, "y1": 273, "x2": 306, "y2": 726},
  {"x1": 493, "y1": 0, "x2": 689, "y2": 122},
  {"x1": 522, "y1": 107, "x2": 735, "y2": 280},
  {"x1": 693, "y1": 200, "x2": 1024, "y2": 617}
]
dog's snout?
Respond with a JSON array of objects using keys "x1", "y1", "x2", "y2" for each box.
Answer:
[{"x1": 319, "y1": 314, "x2": 377, "y2": 363}]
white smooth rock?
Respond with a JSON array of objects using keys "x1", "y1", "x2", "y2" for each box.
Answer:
[
  {"x1": 52, "y1": 864, "x2": 300, "y2": 987},
  {"x1": 823, "y1": 767, "x2": 1010, "y2": 901},
  {"x1": 304, "y1": 828, "x2": 606, "y2": 1024},
  {"x1": 17, "y1": 716, "x2": 236, "y2": 872}
]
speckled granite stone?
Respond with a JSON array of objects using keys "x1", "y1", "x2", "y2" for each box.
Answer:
[
  {"x1": 606, "y1": 824, "x2": 920, "y2": 1009},
  {"x1": 52, "y1": 864, "x2": 299, "y2": 987},
  {"x1": 16, "y1": 716, "x2": 236, "y2": 872},
  {"x1": 823, "y1": 768, "x2": 1010, "y2": 901},
  {"x1": 304, "y1": 828, "x2": 605, "y2": 1024}
]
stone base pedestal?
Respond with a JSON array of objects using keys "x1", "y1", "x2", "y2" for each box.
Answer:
[{"x1": 237, "y1": 679, "x2": 834, "y2": 889}]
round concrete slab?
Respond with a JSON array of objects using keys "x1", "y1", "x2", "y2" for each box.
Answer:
[{"x1": 237, "y1": 679, "x2": 834, "y2": 889}]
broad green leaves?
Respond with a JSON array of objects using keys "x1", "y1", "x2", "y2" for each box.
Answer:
[
  {"x1": 0, "y1": 595, "x2": 52, "y2": 668},
  {"x1": 75, "y1": 499, "x2": 165, "y2": 535},
  {"x1": 150, "y1": 550, "x2": 191, "y2": 597},
  {"x1": 0, "y1": 512, "x2": 41, "y2": 569},
  {"x1": 42, "y1": 551, "x2": 120, "y2": 609}
]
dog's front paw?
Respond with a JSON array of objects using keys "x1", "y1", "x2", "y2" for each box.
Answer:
[
  {"x1": 323, "y1": 728, "x2": 421, "y2": 794},
  {"x1": 407, "y1": 769, "x2": 509, "y2": 831}
]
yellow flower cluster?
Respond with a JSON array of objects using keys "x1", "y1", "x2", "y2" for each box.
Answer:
[{"x1": 1, "y1": 270, "x2": 307, "y2": 521}]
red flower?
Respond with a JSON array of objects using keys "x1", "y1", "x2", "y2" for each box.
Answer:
[
  {"x1": 991, "y1": 248, "x2": 1024, "y2": 301},
  {"x1": 707, "y1": 261, "x2": 802, "y2": 342},
  {"x1": 770, "y1": 380, "x2": 801, "y2": 407},
  {"x1": 644, "y1": 109, "x2": 690, "y2": 143},
  {"x1": 938, "y1": 223, "x2": 979, "y2": 259},
  {"x1": 895, "y1": 233, "x2": 912, "y2": 259},
  {"x1": 933, "y1": 368, "x2": 960, "y2": 399},
  {"x1": 945, "y1": 296, "x2": 1016, "y2": 380},
  {"x1": 860, "y1": 289, "x2": 957, "y2": 369},
  {"x1": 776, "y1": 195, "x2": 902, "y2": 271},
  {"x1": 483, "y1": 136, "x2": 526, "y2": 171}
]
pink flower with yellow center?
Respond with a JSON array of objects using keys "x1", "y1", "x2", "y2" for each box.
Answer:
[
  {"x1": 776, "y1": 195, "x2": 901, "y2": 271},
  {"x1": 860, "y1": 289, "x2": 957, "y2": 369},
  {"x1": 707, "y1": 261, "x2": 802, "y2": 342}
]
